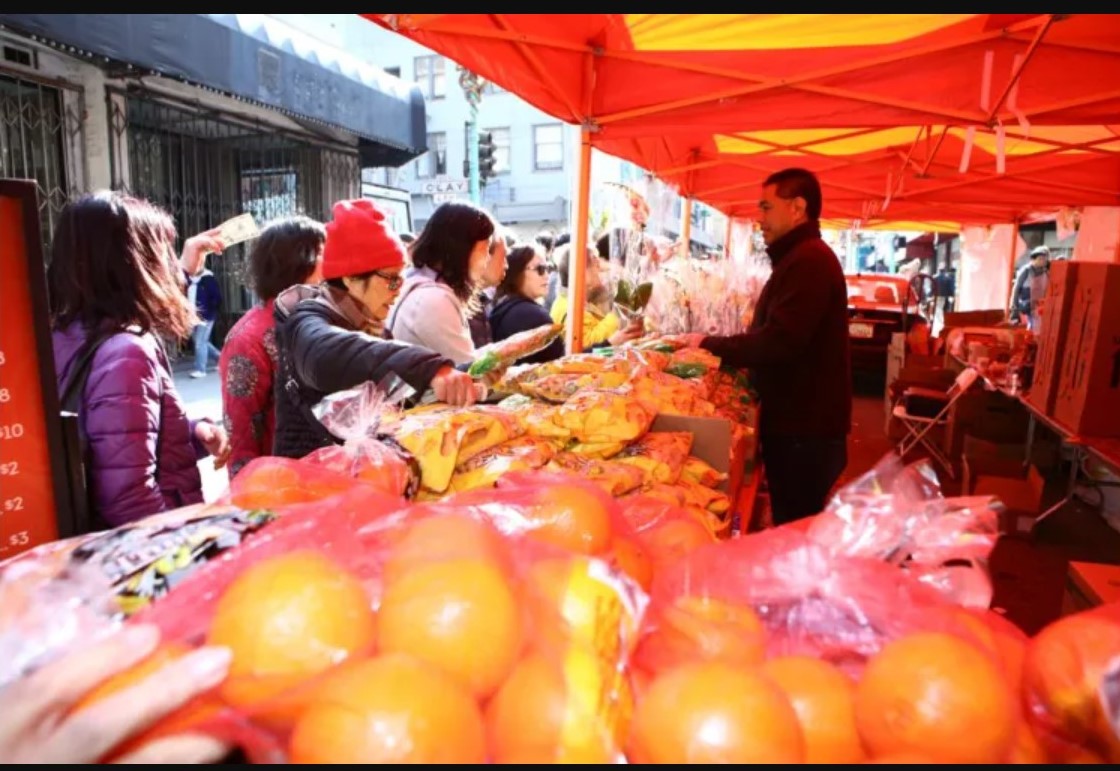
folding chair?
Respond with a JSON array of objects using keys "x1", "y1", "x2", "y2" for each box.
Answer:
[{"x1": 892, "y1": 367, "x2": 980, "y2": 479}]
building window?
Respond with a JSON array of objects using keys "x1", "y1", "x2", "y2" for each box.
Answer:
[
  {"x1": 485, "y1": 127, "x2": 511, "y2": 175},
  {"x1": 414, "y1": 55, "x2": 446, "y2": 99},
  {"x1": 533, "y1": 124, "x2": 564, "y2": 171},
  {"x1": 384, "y1": 66, "x2": 401, "y2": 78},
  {"x1": 418, "y1": 132, "x2": 446, "y2": 178}
]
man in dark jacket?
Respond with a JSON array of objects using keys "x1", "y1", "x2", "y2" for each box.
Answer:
[
  {"x1": 272, "y1": 199, "x2": 479, "y2": 460},
  {"x1": 679, "y1": 168, "x2": 852, "y2": 526}
]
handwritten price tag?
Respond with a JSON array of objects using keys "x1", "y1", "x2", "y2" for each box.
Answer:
[{"x1": 216, "y1": 213, "x2": 260, "y2": 248}]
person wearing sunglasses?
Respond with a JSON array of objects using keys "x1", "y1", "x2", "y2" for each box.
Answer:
[
  {"x1": 272, "y1": 199, "x2": 480, "y2": 461},
  {"x1": 489, "y1": 243, "x2": 565, "y2": 365}
]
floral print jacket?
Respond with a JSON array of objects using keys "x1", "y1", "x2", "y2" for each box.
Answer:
[{"x1": 219, "y1": 302, "x2": 279, "y2": 478}]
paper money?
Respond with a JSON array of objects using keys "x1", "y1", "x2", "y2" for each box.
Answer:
[{"x1": 216, "y1": 213, "x2": 260, "y2": 248}]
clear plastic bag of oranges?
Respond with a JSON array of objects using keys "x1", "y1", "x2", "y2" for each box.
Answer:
[
  {"x1": 92, "y1": 472, "x2": 651, "y2": 763},
  {"x1": 303, "y1": 377, "x2": 420, "y2": 499},
  {"x1": 1021, "y1": 600, "x2": 1120, "y2": 763},
  {"x1": 629, "y1": 525, "x2": 1030, "y2": 764}
]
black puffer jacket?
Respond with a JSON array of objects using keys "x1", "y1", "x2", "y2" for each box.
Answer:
[{"x1": 272, "y1": 284, "x2": 452, "y2": 459}]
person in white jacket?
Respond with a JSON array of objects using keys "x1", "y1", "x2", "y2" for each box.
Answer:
[{"x1": 387, "y1": 201, "x2": 498, "y2": 366}]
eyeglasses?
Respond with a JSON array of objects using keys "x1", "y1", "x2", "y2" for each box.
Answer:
[
  {"x1": 530, "y1": 265, "x2": 554, "y2": 276},
  {"x1": 373, "y1": 270, "x2": 404, "y2": 290}
]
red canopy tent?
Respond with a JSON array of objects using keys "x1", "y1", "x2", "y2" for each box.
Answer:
[{"x1": 367, "y1": 13, "x2": 1120, "y2": 340}]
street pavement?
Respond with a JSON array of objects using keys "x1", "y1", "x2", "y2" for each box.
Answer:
[{"x1": 171, "y1": 360, "x2": 229, "y2": 503}]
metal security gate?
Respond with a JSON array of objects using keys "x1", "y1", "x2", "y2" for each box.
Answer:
[
  {"x1": 0, "y1": 66, "x2": 86, "y2": 246},
  {"x1": 107, "y1": 86, "x2": 360, "y2": 342}
]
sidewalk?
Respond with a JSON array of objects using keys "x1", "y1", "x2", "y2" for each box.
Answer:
[{"x1": 171, "y1": 358, "x2": 229, "y2": 503}]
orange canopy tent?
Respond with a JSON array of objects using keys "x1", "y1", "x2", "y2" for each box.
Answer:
[
  {"x1": 367, "y1": 13, "x2": 1120, "y2": 341},
  {"x1": 368, "y1": 14, "x2": 1120, "y2": 224}
]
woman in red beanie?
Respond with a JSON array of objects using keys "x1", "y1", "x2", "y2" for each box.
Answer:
[{"x1": 272, "y1": 199, "x2": 479, "y2": 460}]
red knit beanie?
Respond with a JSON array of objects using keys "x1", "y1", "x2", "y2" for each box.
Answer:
[{"x1": 321, "y1": 199, "x2": 408, "y2": 280}]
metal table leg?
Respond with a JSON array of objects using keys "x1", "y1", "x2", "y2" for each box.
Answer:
[
  {"x1": 1031, "y1": 444, "x2": 1085, "y2": 531},
  {"x1": 1024, "y1": 412, "x2": 1037, "y2": 469}
]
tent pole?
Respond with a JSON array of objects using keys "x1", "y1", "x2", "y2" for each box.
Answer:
[
  {"x1": 566, "y1": 128, "x2": 593, "y2": 354},
  {"x1": 724, "y1": 214, "x2": 734, "y2": 259},
  {"x1": 1005, "y1": 221, "x2": 1021, "y2": 321}
]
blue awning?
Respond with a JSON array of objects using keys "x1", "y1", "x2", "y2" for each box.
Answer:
[{"x1": 0, "y1": 13, "x2": 426, "y2": 167}]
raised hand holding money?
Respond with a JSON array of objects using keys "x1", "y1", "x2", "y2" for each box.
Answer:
[{"x1": 180, "y1": 226, "x2": 226, "y2": 276}]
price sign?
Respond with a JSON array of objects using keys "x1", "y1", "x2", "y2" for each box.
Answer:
[{"x1": 0, "y1": 180, "x2": 73, "y2": 560}]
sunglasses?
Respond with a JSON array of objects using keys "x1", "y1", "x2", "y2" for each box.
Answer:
[
  {"x1": 372, "y1": 270, "x2": 404, "y2": 290},
  {"x1": 530, "y1": 264, "x2": 555, "y2": 276}
]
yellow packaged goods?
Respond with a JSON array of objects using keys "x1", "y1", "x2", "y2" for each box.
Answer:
[
  {"x1": 631, "y1": 372, "x2": 715, "y2": 417},
  {"x1": 448, "y1": 436, "x2": 561, "y2": 493},
  {"x1": 680, "y1": 456, "x2": 728, "y2": 488},
  {"x1": 668, "y1": 347, "x2": 722, "y2": 372},
  {"x1": 675, "y1": 478, "x2": 733, "y2": 515},
  {"x1": 614, "y1": 432, "x2": 694, "y2": 485},
  {"x1": 548, "y1": 453, "x2": 646, "y2": 497},
  {"x1": 386, "y1": 407, "x2": 520, "y2": 493},
  {"x1": 522, "y1": 371, "x2": 631, "y2": 404},
  {"x1": 496, "y1": 394, "x2": 571, "y2": 441},
  {"x1": 555, "y1": 388, "x2": 657, "y2": 445},
  {"x1": 567, "y1": 440, "x2": 628, "y2": 460}
]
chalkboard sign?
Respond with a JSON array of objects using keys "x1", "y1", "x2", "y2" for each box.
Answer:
[{"x1": 0, "y1": 179, "x2": 74, "y2": 560}]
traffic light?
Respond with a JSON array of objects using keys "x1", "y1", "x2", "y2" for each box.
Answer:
[{"x1": 478, "y1": 131, "x2": 497, "y2": 183}]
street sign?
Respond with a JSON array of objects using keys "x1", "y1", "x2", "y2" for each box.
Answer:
[
  {"x1": 419, "y1": 176, "x2": 468, "y2": 196},
  {"x1": 432, "y1": 193, "x2": 461, "y2": 204}
]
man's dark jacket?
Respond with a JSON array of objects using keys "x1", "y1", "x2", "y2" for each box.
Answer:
[{"x1": 701, "y1": 221, "x2": 852, "y2": 438}]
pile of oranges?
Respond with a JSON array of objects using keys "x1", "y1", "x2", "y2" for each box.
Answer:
[{"x1": 76, "y1": 470, "x2": 1120, "y2": 764}]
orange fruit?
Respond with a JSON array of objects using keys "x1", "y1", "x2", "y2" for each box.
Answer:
[
  {"x1": 485, "y1": 649, "x2": 624, "y2": 763},
  {"x1": 230, "y1": 459, "x2": 316, "y2": 509},
  {"x1": 929, "y1": 606, "x2": 1028, "y2": 693},
  {"x1": 377, "y1": 557, "x2": 521, "y2": 699},
  {"x1": 763, "y1": 656, "x2": 866, "y2": 764},
  {"x1": 288, "y1": 653, "x2": 486, "y2": 763},
  {"x1": 864, "y1": 751, "x2": 938, "y2": 763},
  {"x1": 605, "y1": 535, "x2": 653, "y2": 591},
  {"x1": 74, "y1": 642, "x2": 224, "y2": 760},
  {"x1": 627, "y1": 661, "x2": 806, "y2": 763},
  {"x1": 523, "y1": 484, "x2": 613, "y2": 555},
  {"x1": 381, "y1": 511, "x2": 510, "y2": 585},
  {"x1": 206, "y1": 551, "x2": 376, "y2": 725},
  {"x1": 855, "y1": 632, "x2": 1017, "y2": 763},
  {"x1": 638, "y1": 516, "x2": 715, "y2": 568},
  {"x1": 1007, "y1": 719, "x2": 1049, "y2": 763},
  {"x1": 634, "y1": 595, "x2": 766, "y2": 675},
  {"x1": 1022, "y1": 609, "x2": 1120, "y2": 748}
]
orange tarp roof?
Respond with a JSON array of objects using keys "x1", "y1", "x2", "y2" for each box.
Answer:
[{"x1": 368, "y1": 14, "x2": 1120, "y2": 227}]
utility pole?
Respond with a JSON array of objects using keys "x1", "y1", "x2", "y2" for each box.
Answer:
[{"x1": 458, "y1": 66, "x2": 485, "y2": 206}]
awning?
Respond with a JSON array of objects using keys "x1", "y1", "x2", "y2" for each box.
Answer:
[
  {"x1": 367, "y1": 14, "x2": 1120, "y2": 227},
  {"x1": 0, "y1": 13, "x2": 426, "y2": 167}
]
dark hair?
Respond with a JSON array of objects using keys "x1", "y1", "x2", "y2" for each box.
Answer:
[
  {"x1": 554, "y1": 242, "x2": 596, "y2": 290},
  {"x1": 248, "y1": 216, "x2": 326, "y2": 301},
  {"x1": 326, "y1": 269, "x2": 378, "y2": 294},
  {"x1": 496, "y1": 243, "x2": 542, "y2": 301},
  {"x1": 764, "y1": 167, "x2": 823, "y2": 221},
  {"x1": 409, "y1": 200, "x2": 495, "y2": 303},
  {"x1": 399, "y1": 231, "x2": 416, "y2": 244},
  {"x1": 47, "y1": 191, "x2": 195, "y2": 339},
  {"x1": 535, "y1": 232, "x2": 555, "y2": 253},
  {"x1": 553, "y1": 232, "x2": 571, "y2": 248}
]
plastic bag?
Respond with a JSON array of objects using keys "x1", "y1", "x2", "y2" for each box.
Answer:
[
  {"x1": 807, "y1": 453, "x2": 1001, "y2": 608},
  {"x1": 106, "y1": 472, "x2": 649, "y2": 763},
  {"x1": 0, "y1": 503, "x2": 275, "y2": 691},
  {"x1": 1022, "y1": 601, "x2": 1120, "y2": 763},
  {"x1": 302, "y1": 377, "x2": 420, "y2": 499}
]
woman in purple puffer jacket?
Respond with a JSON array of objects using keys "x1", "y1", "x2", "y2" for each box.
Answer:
[{"x1": 48, "y1": 192, "x2": 230, "y2": 527}]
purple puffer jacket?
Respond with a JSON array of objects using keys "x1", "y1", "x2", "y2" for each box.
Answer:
[{"x1": 53, "y1": 322, "x2": 208, "y2": 527}]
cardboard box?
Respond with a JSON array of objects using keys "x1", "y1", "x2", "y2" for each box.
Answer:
[
  {"x1": 649, "y1": 414, "x2": 746, "y2": 494},
  {"x1": 1028, "y1": 261, "x2": 1079, "y2": 416},
  {"x1": 1063, "y1": 561, "x2": 1120, "y2": 615},
  {"x1": 1053, "y1": 262, "x2": 1120, "y2": 437}
]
